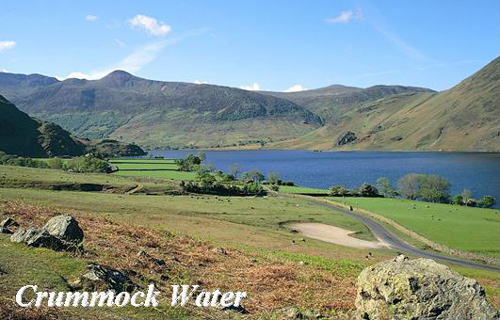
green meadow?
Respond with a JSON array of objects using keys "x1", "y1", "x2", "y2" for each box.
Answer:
[
  {"x1": 329, "y1": 197, "x2": 500, "y2": 257},
  {"x1": 109, "y1": 158, "x2": 196, "y2": 180}
]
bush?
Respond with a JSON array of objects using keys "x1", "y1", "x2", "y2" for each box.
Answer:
[
  {"x1": 452, "y1": 195, "x2": 463, "y2": 205},
  {"x1": 175, "y1": 153, "x2": 204, "y2": 172},
  {"x1": 281, "y1": 181, "x2": 295, "y2": 186},
  {"x1": 47, "y1": 157, "x2": 64, "y2": 169},
  {"x1": 63, "y1": 155, "x2": 112, "y2": 173},
  {"x1": 360, "y1": 183, "x2": 379, "y2": 197},
  {"x1": 377, "y1": 177, "x2": 396, "y2": 197},
  {"x1": 330, "y1": 185, "x2": 349, "y2": 197},
  {"x1": 480, "y1": 196, "x2": 496, "y2": 208},
  {"x1": 269, "y1": 184, "x2": 280, "y2": 192},
  {"x1": 241, "y1": 170, "x2": 265, "y2": 184},
  {"x1": 0, "y1": 153, "x2": 48, "y2": 169}
]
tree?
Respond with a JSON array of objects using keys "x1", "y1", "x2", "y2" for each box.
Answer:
[
  {"x1": 242, "y1": 170, "x2": 265, "y2": 184},
  {"x1": 267, "y1": 172, "x2": 281, "y2": 185},
  {"x1": 330, "y1": 186, "x2": 349, "y2": 197},
  {"x1": 417, "y1": 175, "x2": 450, "y2": 203},
  {"x1": 228, "y1": 164, "x2": 241, "y2": 179},
  {"x1": 461, "y1": 189, "x2": 473, "y2": 206},
  {"x1": 481, "y1": 196, "x2": 496, "y2": 208},
  {"x1": 196, "y1": 151, "x2": 206, "y2": 162},
  {"x1": 376, "y1": 177, "x2": 395, "y2": 197},
  {"x1": 398, "y1": 173, "x2": 421, "y2": 200},
  {"x1": 360, "y1": 183, "x2": 379, "y2": 197},
  {"x1": 452, "y1": 195, "x2": 463, "y2": 205}
]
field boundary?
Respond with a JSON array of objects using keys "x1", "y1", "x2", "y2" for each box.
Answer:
[{"x1": 317, "y1": 197, "x2": 499, "y2": 265}]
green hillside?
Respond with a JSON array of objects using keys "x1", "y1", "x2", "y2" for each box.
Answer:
[
  {"x1": 270, "y1": 57, "x2": 500, "y2": 151},
  {"x1": 0, "y1": 95, "x2": 145, "y2": 157},
  {"x1": 0, "y1": 71, "x2": 323, "y2": 149}
]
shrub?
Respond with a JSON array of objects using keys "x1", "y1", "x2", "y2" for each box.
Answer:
[
  {"x1": 480, "y1": 196, "x2": 496, "y2": 208},
  {"x1": 281, "y1": 181, "x2": 295, "y2": 186},
  {"x1": 360, "y1": 183, "x2": 379, "y2": 197},
  {"x1": 452, "y1": 195, "x2": 463, "y2": 205},
  {"x1": 330, "y1": 185, "x2": 349, "y2": 197},
  {"x1": 63, "y1": 155, "x2": 112, "y2": 173},
  {"x1": 376, "y1": 177, "x2": 396, "y2": 197},
  {"x1": 268, "y1": 172, "x2": 281, "y2": 185},
  {"x1": 269, "y1": 184, "x2": 280, "y2": 192},
  {"x1": 47, "y1": 157, "x2": 64, "y2": 169},
  {"x1": 175, "y1": 153, "x2": 204, "y2": 172}
]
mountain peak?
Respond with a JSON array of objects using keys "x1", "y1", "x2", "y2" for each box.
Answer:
[{"x1": 99, "y1": 70, "x2": 138, "y2": 87}]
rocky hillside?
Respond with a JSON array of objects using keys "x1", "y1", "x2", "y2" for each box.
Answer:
[
  {"x1": 0, "y1": 95, "x2": 145, "y2": 157},
  {"x1": 269, "y1": 57, "x2": 500, "y2": 152},
  {"x1": 0, "y1": 71, "x2": 323, "y2": 149}
]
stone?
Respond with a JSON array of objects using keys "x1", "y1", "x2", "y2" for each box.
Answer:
[
  {"x1": 43, "y1": 215, "x2": 84, "y2": 243},
  {"x1": 280, "y1": 307, "x2": 323, "y2": 319},
  {"x1": 79, "y1": 263, "x2": 135, "y2": 293},
  {"x1": 10, "y1": 227, "x2": 39, "y2": 243},
  {"x1": 0, "y1": 218, "x2": 18, "y2": 228},
  {"x1": 0, "y1": 226, "x2": 12, "y2": 234},
  {"x1": 337, "y1": 131, "x2": 357, "y2": 146},
  {"x1": 25, "y1": 229, "x2": 65, "y2": 251},
  {"x1": 355, "y1": 255, "x2": 499, "y2": 320}
]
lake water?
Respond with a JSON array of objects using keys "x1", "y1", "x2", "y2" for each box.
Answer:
[{"x1": 150, "y1": 150, "x2": 500, "y2": 205}]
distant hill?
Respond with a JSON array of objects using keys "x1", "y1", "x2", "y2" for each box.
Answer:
[
  {"x1": 269, "y1": 57, "x2": 500, "y2": 151},
  {"x1": 262, "y1": 84, "x2": 435, "y2": 122},
  {"x1": 0, "y1": 95, "x2": 145, "y2": 157},
  {"x1": 0, "y1": 70, "x2": 323, "y2": 149}
]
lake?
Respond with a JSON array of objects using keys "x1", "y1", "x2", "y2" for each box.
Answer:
[{"x1": 150, "y1": 150, "x2": 500, "y2": 204}]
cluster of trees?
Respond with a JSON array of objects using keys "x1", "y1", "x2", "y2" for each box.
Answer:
[
  {"x1": 329, "y1": 183, "x2": 379, "y2": 197},
  {"x1": 0, "y1": 151, "x2": 112, "y2": 174},
  {"x1": 376, "y1": 174, "x2": 496, "y2": 208},
  {"x1": 175, "y1": 152, "x2": 206, "y2": 172},
  {"x1": 180, "y1": 165, "x2": 264, "y2": 196},
  {"x1": 0, "y1": 152, "x2": 49, "y2": 168},
  {"x1": 62, "y1": 156, "x2": 112, "y2": 173},
  {"x1": 452, "y1": 189, "x2": 496, "y2": 208}
]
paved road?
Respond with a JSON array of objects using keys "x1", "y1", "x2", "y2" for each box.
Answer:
[{"x1": 307, "y1": 198, "x2": 500, "y2": 272}]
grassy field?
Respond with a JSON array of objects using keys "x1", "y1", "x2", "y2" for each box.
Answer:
[
  {"x1": 280, "y1": 185, "x2": 329, "y2": 194},
  {"x1": 0, "y1": 165, "x2": 499, "y2": 317},
  {"x1": 329, "y1": 197, "x2": 500, "y2": 257},
  {"x1": 109, "y1": 158, "x2": 196, "y2": 181}
]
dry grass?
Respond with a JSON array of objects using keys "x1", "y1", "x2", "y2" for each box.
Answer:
[{"x1": 0, "y1": 199, "x2": 358, "y2": 318}]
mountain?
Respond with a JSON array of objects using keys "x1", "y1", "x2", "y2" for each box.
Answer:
[
  {"x1": 0, "y1": 70, "x2": 323, "y2": 149},
  {"x1": 269, "y1": 57, "x2": 500, "y2": 151},
  {"x1": 262, "y1": 84, "x2": 435, "y2": 122},
  {"x1": 0, "y1": 95, "x2": 146, "y2": 157}
]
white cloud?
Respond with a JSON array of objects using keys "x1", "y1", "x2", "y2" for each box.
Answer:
[
  {"x1": 284, "y1": 84, "x2": 307, "y2": 92},
  {"x1": 86, "y1": 15, "x2": 98, "y2": 22},
  {"x1": 193, "y1": 80, "x2": 208, "y2": 84},
  {"x1": 58, "y1": 28, "x2": 208, "y2": 81},
  {"x1": 326, "y1": 9, "x2": 363, "y2": 24},
  {"x1": 240, "y1": 83, "x2": 261, "y2": 91},
  {"x1": 1, "y1": 68, "x2": 9, "y2": 72},
  {"x1": 129, "y1": 15, "x2": 171, "y2": 36},
  {"x1": 0, "y1": 41, "x2": 16, "y2": 52},
  {"x1": 59, "y1": 41, "x2": 168, "y2": 80}
]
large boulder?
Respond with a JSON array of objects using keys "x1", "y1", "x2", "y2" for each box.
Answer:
[
  {"x1": 355, "y1": 255, "x2": 499, "y2": 319},
  {"x1": 43, "y1": 215, "x2": 84, "y2": 243},
  {"x1": 10, "y1": 227, "x2": 65, "y2": 251},
  {"x1": 10, "y1": 215, "x2": 84, "y2": 251}
]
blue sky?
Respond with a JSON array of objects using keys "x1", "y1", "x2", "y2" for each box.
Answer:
[{"x1": 0, "y1": 0, "x2": 498, "y2": 91}]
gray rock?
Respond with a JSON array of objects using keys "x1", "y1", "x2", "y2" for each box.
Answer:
[
  {"x1": 0, "y1": 217, "x2": 18, "y2": 228},
  {"x1": 78, "y1": 263, "x2": 135, "y2": 293},
  {"x1": 10, "y1": 227, "x2": 65, "y2": 251},
  {"x1": 43, "y1": 215, "x2": 84, "y2": 243},
  {"x1": 25, "y1": 229, "x2": 65, "y2": 251},
  {"x1": 337, "y1": 131, "x2": 357, "y2": 146},
  {"x1": 10, "y1": 227, "x2": 39, "y2": 243},
  {"x1": 279, "y1": 307, "x2": 323, "y2": 319},
  {"x1": 355, "y1": 255, "x2": 499, "y2": 320},
  {"x1": 0, "y1": 226, "x2": 12, "y2": 234}
]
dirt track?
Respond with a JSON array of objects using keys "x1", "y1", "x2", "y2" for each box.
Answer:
[{"x1": 289, "y1": 222, "x2": 386, "y2": 249}]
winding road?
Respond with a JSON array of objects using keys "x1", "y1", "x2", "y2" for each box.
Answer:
[{"x1": 305, "y1": 197, "x2": 500, "y2": 272}]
